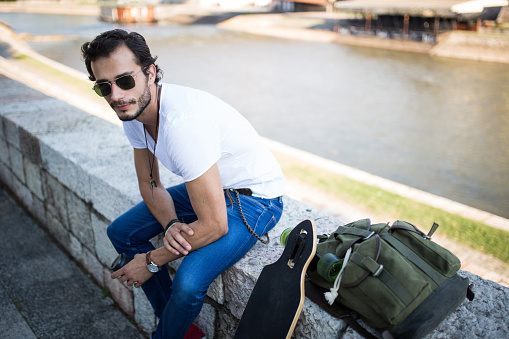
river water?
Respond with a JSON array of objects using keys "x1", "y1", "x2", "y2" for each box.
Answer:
[{"x1": 1, "y1": 12, "x2": 508, "y2": 218}]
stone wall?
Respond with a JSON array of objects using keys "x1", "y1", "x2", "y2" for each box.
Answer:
[{"x1": 1, "y1": 74, "x2": 508, "y2": 338}]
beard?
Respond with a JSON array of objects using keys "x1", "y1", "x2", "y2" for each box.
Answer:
[{"x1": 111, "y1": 82, "x2": 152, "y2": 122}]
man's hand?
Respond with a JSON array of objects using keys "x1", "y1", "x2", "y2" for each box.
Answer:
[
  {"x1": 111, "y1": 253, "x2": 153, "y2": 288},
  {"x1": 163, "y1": 222, "x2": 194, "y2": 256}
]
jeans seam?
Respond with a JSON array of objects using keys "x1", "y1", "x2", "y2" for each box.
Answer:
[{"x1": 126, "y1": 220, "x2": 161, "y2": 253}]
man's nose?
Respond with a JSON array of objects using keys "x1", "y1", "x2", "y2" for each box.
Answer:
[{"x1": 109, "y1": 83, "x2": 125, "y2": 101}]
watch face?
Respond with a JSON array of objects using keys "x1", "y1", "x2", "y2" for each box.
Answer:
[{"x1": 147, "y1": 263, "x2": 160, "y2": 273}]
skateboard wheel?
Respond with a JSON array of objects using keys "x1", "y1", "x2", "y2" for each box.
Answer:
[
  {"x1": 317, "y1": 253, "x2": 343, "y2": 284},
  {"x1": 280, "y1": 227, "x2": 293, "y2": 247}
]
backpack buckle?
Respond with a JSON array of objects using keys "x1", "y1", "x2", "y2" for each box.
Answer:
[
  {"x1": 363, "y1": 231, "x2": 375, "y2": 240},
  {"x1": 373, "y1": 264, "x2": 384, "y2": 277}
]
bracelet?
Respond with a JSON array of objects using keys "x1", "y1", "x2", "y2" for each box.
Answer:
[{"x1": 164, "y1": 219, "x2": 180, "y2": 236}]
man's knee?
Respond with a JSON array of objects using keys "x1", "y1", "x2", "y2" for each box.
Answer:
[
  {"x1": 106, "y1": 217, "x2": 128, "y2": 245},
  {"x1": 171, "y1": 276, "x2": 208, "y2": 307}
]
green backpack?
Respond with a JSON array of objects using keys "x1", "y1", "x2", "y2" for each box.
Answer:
[{"x1": 306, "y1": 219, "x2": 474, "y2": 339}]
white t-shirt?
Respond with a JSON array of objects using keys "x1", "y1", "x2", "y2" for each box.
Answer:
[{"x1": 122, "y1": 84, "x2": 285, "y2": 199}]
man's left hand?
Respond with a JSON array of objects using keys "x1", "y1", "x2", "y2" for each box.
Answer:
[
  {"x1": 163, "y1": 222, "x2": 194, "y2": 256},
  {"x1": 110, "y1": 253, "x2": 153, "y2": 288}
]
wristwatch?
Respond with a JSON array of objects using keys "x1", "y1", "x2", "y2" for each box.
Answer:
[{"x1": 146, "y1": 250, "x2": 160, "y2": 273}]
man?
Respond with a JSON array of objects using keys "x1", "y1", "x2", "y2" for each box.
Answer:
[{"x1": 81, "y1": 29, "x2": 285, "y2": 338}]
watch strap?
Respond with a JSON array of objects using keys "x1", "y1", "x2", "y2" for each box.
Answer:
[
  {"x1": 146, "y1": 250, "x2": 152, "y2": 265},
  {"x1": 146, "y1": 250, "x2": 159, "y2": 268}
]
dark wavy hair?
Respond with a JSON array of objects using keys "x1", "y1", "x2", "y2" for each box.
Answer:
[{"x1": 81, "y1": 29, "x2": 163, "y2": 84}]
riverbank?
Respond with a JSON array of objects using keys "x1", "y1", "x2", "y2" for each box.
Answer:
[
  {"x1": 1, "y1": 19, "x2": 508, "y2": 287},
  {"x1": 218, "y1": 12, "x2": 509, "y2": 63},
  {"x1": 1, "y1": 1, "x2": 509, "y2": 63}
]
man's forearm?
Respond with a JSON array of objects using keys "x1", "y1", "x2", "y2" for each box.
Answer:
[
  {"x1": 151, "y1": 218, "x2": 227, "y2": 266},
  {"x1": 140, "y1": 183, "x2": 178, "y2": 230}
]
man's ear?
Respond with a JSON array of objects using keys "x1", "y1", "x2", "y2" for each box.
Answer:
[{"x1": 147, "y1": 64, "x2": 157, "y2": 84}]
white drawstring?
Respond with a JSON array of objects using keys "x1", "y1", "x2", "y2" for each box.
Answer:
[{"x1": 324, "y1": 247, "x2": 352, "y2": 305}]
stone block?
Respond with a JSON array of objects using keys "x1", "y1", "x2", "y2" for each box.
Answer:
[
  {"x1": 195, "y1": 302, "x2": 216, "y2": 339},
  {"x1": 23, "y1": 158, "x2": 44, "y2": 200},
  {"x1": 66, "y1": 190, "x2": 94, "y2": 253},
  {"x1": 8, "y1": 144, "x2": 24, "y2": 184},
  {"x1": 89, "y1": 174, "x2": 139, "y2": 224},
  {"x1": 0, "y1": 80, "x2": 46, "y2": 104},
  {"x1": 167, "y1": 257, "x2": 183, "y2": 278},
  {"x1": 45, "y1": 211, "x2": 71, "y2": 253},
  {"x1": 104, "y1": 268, "x2": 134, "y2": 318},
  {"x1": 69, "y1": 233, "x2": 84, "y2": 263},
  {"x1": 0, "y1": 97, "x2": 69, "y2": 116},
  {"x1": 223, "y1": 266, "x2": 256, "y2": 320},
  {"x1": 0, "y1": 162, "x2": 14, "y2": 192},
  {"x1": 40, "y1": 141, "x2": 91, "y2": 202},
  {"x1": 82, "y1": 245, "x2": 106, "y2": 288},
  {"x1": 134, "y1": 287, "x2": 156, "y2": 334},
  {"x1": 216, "y1": 307, "x2": 239, "y2": 339},
  {"x1": 37, "y1": 114, "x2": 132, "y2": 206},
  {"x1": 3, "y1": 117, "x2": 19, "y2": 149},
  {"x1": 31, "y1": 195, "x2": 47, "y2": 227},
  {"x1": 10, "y1": 174, "x2": 33, "y2": 212},
  {"x1": 295, "y1": 299, "x2": 348, "y2": 338},
  {"x1": 0, "y1": 77, "x2": 29, "y2": 98},
  {"x1": 0, "y1": 137, "x2": 9, "y2": 166},
  {"x1": 19, "y1": 127, "x2": 42, "y2": 166},
  {"x1": 431, "y1": 271, "x2": 509, "y2": 338},
  {"x1": 207, "y1": 274, "x2": 225, "y2": 305},
  {"x1": 92, "y1": 211, "x2": 118, "y2": 267},
  {"x1": 6, "y1": 102, "x2": 91, "y2": 137},
  {"x1": 43, "y1": 171, "x2": 68, "y2": 227}
]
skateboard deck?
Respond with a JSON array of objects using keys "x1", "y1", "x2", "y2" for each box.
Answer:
[{"x1": 234, "y1": 219, "x2": 317, "y2": 339}]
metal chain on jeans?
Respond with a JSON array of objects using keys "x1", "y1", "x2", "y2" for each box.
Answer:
[{"x1": 227, "y1": 189, "x2": 270, "y2": 245}]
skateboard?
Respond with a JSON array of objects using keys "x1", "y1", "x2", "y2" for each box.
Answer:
[{"x1": 233, "y1": 219, "x2": 317, "y2": 339}]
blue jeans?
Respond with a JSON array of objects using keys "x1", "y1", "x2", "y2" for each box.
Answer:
[{"x1": 107, "y1": 183, "x2": 283, "y2": 339}]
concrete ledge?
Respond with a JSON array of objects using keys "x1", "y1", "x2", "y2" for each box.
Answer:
[{"x1": 1, "y1": 75, "x2": 508, "y2": 338}]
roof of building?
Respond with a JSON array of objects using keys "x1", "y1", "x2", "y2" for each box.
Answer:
[{"x1": 332, "y1": 0, "x2": 484, "y2": 17}]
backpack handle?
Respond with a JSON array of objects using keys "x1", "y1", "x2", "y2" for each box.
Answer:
[{"x1": 342, "y1": 234, "x2": 382, "y2": 288}]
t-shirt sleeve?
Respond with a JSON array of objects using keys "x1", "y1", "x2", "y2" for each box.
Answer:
[
  {"x1": 122, "y1": 121, "x2": 147, "y2": 149},
  {"x1": 166, "y1": 117, "x2": 221, "y2": 182}
]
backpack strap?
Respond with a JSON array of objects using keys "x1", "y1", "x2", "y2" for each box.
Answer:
[
  {"x1": 336, "y1": 227, "x2": 376, "y2": 239},
  {"x1": 349, "y1": 252, "x2": 414, "y2": 305},
  {"x1": 380, "y1": 233, "x2": 446, "y2": 285},
  {"x1": 305, "y1": 280, "x2": 378, "y2": 339}
]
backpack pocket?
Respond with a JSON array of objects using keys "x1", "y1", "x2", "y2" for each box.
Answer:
[
  {"x1": 387, "y1": 221, "x2": 461, "y2": 283},
  {"x1": 338, "y1": 235, "x2": 433, "y2": 330}
]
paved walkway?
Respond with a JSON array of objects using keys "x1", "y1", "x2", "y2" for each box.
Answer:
[{"x1": 0, "y1": 187, "x2": 145, "y2": 339}]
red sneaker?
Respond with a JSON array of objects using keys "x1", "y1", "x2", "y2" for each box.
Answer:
[{"x1": 184, "y1": 324, "x2": 205, "y2": 339}]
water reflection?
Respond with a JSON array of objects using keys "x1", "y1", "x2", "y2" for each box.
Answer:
[{"x1": 1, "y1": 12, "x2": 507, "y2": 218}]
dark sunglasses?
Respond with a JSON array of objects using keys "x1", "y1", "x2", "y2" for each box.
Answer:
[{"x1": 93, "y1": 68, "x2": 144, "y2": 97}]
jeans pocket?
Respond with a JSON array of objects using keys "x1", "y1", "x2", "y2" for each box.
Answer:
[{"x1": 261, "y1": 214, "x2": 278, "y2": 236}]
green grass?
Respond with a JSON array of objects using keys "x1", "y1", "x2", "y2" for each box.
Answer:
[
  {"x1": 12, "y1": 53, "x2": 101, "y2": 103},
  {"x1": 101, "y1": 287, "x2": 111, "y2": 299},
  {"x1": 277, "y1": 154, "x2": 509, "y2": 264}
]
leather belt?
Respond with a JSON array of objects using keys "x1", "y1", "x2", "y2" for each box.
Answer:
[{"x1": 230, "y1": 188, "x2": 253, "y2": 196}]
